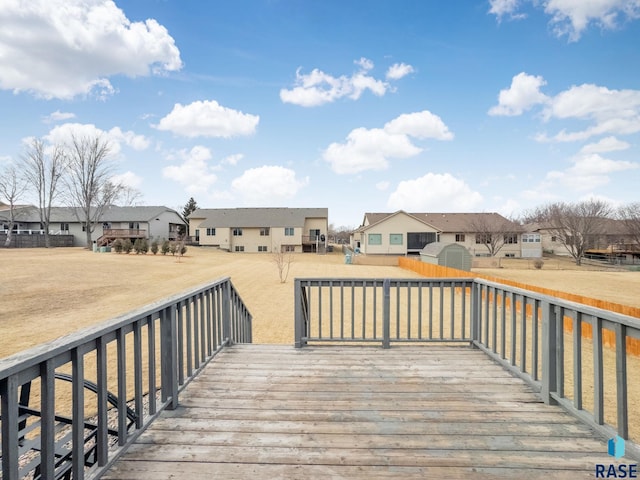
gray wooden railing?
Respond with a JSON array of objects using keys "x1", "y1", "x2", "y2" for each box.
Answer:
[
  {"x1": 0, "y1": 277, "x2": 252, "y2": 480},
  {"x1": 294, "y1": 278, "x2": 475, "y2": 348},
  {"x1": 294, "y1": 277, "x2": 640, "y2": 459}
]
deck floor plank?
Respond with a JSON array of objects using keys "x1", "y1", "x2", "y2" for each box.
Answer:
[{"x1": 102, "y1": 345, "x2": 621, "y2": 479}]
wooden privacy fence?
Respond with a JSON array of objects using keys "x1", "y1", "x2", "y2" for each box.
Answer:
[
  {"x1": 399, "y1": 257, "x2": 640, "y2": 356},
  {"x1": 0, "y1": 277, "x2": 252, "y2": 480},
  {"x1": 294, "y1": 277, "x2": 640, "y2": 458}
]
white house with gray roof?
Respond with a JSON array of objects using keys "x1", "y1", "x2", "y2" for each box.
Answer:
[
  {"x1": 2, "y1": 205, "x2": 185, "y2": 248},
  {"x1": 189, "y1": 207, "x2": 328, "y2": 253},
  {"x1": 352, "y1": 211, "x2": 528, "y2": 257}
]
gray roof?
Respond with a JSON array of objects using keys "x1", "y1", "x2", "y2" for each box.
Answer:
[
  {"x1": 361, "y1": 211, "x2": 522, "y2": 233},
  {"x1": 5, "y1": 205, "x2": 184, "y2": 223},
  {"x1": 420, "y1": 242, "x2": 470, "y2": 257},
  {"x1": 191, "y1": 208, "x2": 328, "y2": 228}
]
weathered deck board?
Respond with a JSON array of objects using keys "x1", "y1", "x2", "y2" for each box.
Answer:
[{"x1": 103, "y1": 345, "x2": 621, "y2": 479}]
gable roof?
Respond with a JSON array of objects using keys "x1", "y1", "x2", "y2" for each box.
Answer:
[
  {"x1": 6, "y1": 206, "x2": 184, "y2": 223},
  {"x1": 360, "y1": 211, "x2": 521, "y2": 233},
  {"x1": 191, "y1": 207, "x2": 328, "y2": 229}
]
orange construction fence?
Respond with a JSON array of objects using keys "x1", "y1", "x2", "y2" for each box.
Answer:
[{"x1": 399, "y1": 257, "x2": 640, "y2": 356}]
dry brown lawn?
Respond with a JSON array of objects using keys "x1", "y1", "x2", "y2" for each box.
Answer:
[
  {"x1": 0, "y1": 247, "x2": 422, "y2": 358},
  {"x1": 1, "y1": 247, "x2": 639, "y2": 442}
]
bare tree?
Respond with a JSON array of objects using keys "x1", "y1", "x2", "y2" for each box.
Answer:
[
  {"x1": 64, "y1": 134, "x2": 124, "y2": 248},
  {"x1": 528, "y1": 200, "x2": 612, "y2": 266},
  {"x1": 118, "y1": 186, "x2": 144, "y2": 207},
  {"x1": 272, "y1": 245, "x2": 294, "y2": 283},
  {"x1": 618, "y1": 202, "x2": 640, "y2": 249},
  {"x1": 468, "y1": 213, "x2": 521, "y2": 257},
  {"x1": 0, "y1": 162, "x2": 28, "y2": 247},
  {"x1": 21, "y1": 138, "x2": 66, "y2": 248}
]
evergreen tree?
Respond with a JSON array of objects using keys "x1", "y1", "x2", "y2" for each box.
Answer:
[{"x1": 182, "y1": 197, "x2": 198, "y2": 236}]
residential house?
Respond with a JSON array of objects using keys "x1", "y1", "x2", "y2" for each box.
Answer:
[
  {"x1": 352, "y1": 211, "x2": 528, "y2": 257},
  {"x1": 526, "y1": 219, "x2": 638, "y2": 263},
  {"x1": 1, "y1": 205, "x2": 186, "y2": 248},
  {"x1": 189, "y1": 207, "x2": 328, "y2": 253}
]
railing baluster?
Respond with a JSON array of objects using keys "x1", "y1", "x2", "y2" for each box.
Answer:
[
  {"x1": 541, "y1": 301, "x2": 557, "y2": 405},
  {"x1": 1, "y1": 375, "x2": 20, "y2": 480},
  {"x1": 556, "y1": 306, "x2": 565, "y2": 398},
  {"x1": 382, "y1": 279, "x2": 390, "y2": 349},
  {"x1": 520, "y1": 296, "x2": 527, "y2": 372},
  {"x1": 40, "y1": 360, "x2": 55, "y2": 477},
  {"x1": 71, "y1": 348, "x2": 85, "y2": 480},
  {"x1": 148, "y1": 314, "x2": 157, "y2": 415},
  {"x1": 133, "y1": 321, "x2": 144, "y2": 429},
  {"x1": 573, "y1": 312, "x2": 583, "y2": 410},
  {"x1": 593, "y1": 316, "x2": 604, "y2": 425},
  {"x1": 614, "y1": 322, "x2": 628, "y2": 439},
  {"x1": 117, "y1": 328, "x2": 127, "y2": 446}
]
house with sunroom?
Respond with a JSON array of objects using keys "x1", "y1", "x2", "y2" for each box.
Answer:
[
  {"x1": 188, "y1": 207, "x2": 328, "y2": 253},
  {"x1": 351, "y1": 211, "x2": 530, "y2": 257}
]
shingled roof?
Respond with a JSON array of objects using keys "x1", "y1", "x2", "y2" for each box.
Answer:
[
  {"x1": 191, "y1": 207, "x2": 328, "y2": 229},
  {"x1": 361, "y1": 211, "x2": 522, "y2": 233}
]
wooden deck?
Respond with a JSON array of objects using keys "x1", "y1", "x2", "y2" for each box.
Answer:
[{"x1": 102, "y1": 345, "x2": 620, "y2": 479}]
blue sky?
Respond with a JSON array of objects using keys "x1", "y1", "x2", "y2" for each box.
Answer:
[{"x1": 1, "y1": 0, "x2": 639, "y2": 227}]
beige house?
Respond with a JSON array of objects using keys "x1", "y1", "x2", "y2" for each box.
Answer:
[
  {"x1": 189, "y1": 207, "x2": 328, "y2": 253},
  {"x1": 352, "y1": 211, "x2": 528, "y2": 257}
]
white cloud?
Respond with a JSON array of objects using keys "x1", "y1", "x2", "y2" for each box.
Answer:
[
  {"x1": 162, "y1": 146, "x2": 218, "y2": 195},
  {"x1": 222, "y1": 153, "x2": 243, "y2": 166},
  {"x1": 231, "y1": 166, "x2": 309, "y2": 203},
  {"x1": 0, "y1": 0, "x2": 182, "y2": 99},
  {"x1": 43, "y1": 110, "x2": 76, "y2": 123},
  {"x1": 386, "y1": 63, "x2": 415, "y2": 80},
  {"x1": 546, "y1": 152, "x2": 638, "y2": 190},
  {"x1": 541, "y1": 84, "x2": 640, "y2": 141},
  {"x1": 488, "y1": 0, "x2": 640, "y2": 41},
  {"x1": 42, "y1": 123, "x2": 150, "y2": 156},
  {"x1": 488, "y1": 72, "x2": 549, "y2": 116},
  {"x1": 323, "y1": 110, "x2": 453, "y2": 174},
  {"x1": 544, "y1": 0, "x2": 640, "y2": 41},
  {"x1": 155, "y1": 100, "x2": 259, "y2": 138},
  {"x1": 387, "y1": 173, "x2": 483, "y2": 211},
  {"x1": 489, "y1": 0, "x2": 527, "y2": 21},
  {"x1": 579, "y1": 136, "x2": 630, "y2": 155},
  {"x1": 384, "y1": 111, "x2": 454, "y2": 140},
  {"x1": 376, "y1": 181, "x2": 390, "y2": 191},
  {"x1": 280, "y1": 58, "x2": 399, "y2": 107},
  {"x1": 111, "y1": 171, "x2": 142, "y2": 189}
]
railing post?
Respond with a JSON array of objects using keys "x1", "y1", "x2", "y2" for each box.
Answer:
[
  {"x1": 541, "y1": 301, "x2": 558, "y2": 405},
  {"x1": 382, "y1": 279, "x2": 390, "y2": 349},
  {"x1": 470, "y1": 281, "x2": 479, "y2": 346},
  {"x1": 161, "y1": 305, "x2": 179, "y2": 410},
  {"x1": 294, "y1": 279, "x2": 305, "y2": 348},
  {"x1": 222, "y1": 283, "x2": 232, "y2": 345},
  {"x1": 1, "y1": 376, "x2": 19, "y2": 480}
]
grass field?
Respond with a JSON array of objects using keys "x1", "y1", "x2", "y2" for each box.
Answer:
[{"x1": 1, "y1": 247, "x2": 639, "y2": 443}]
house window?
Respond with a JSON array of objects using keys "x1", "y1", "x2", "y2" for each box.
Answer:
[
  {"x1": 235, "y1": 245, "x2": 245, "y2": 252},
  {"x1": 455, "y1": 234, "x2": 465, "y2": 242},
  {"x1": 195, "y1": 229, "x2": 200, "y2": 242},
  {"x1": 389, "y1": 234, "x2": 403, "y2": 245},
  {"x1": 258, "y1": 246, "x2": 268, "y2": 252},
  {"x1": 368, "y1": 234, "x2": 382, "y2": 245},
  {"x1": 522, "y1": 234, "x2": 541, "y2": 243},
  {"x1": 129, "y1": 222, "x2": 140, "y2": 230},
  {"x1": 284, "y1": 227, "x2": 294, "y2": 236},
  {"x1": 504, "y1": 234, "x2": 518, "y2": 244},
  {"x1": 475, "y1": 234, "x2": 492, "y2": 244},
  {"x1": 551, "y1": 236, "x2": 557, "y2": 242},
  {"x1": 260, "y1": 228, "x2": 270, "y2": 236},
  {"x1": 206, "y1": 228, "x2": 216, "y2": 236},
  {"x1": 60, "y1": 223, "x2": 69, "y2": 232},
  {"x1": 233, "y1": 228, "x2": 243, "y2": 236},
  {"x1": 505, "y1": 253, "x2": 516, "y2": 258},
  {"x1": 283, "y1": 245, "x2": 295, "y2": 252}
]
